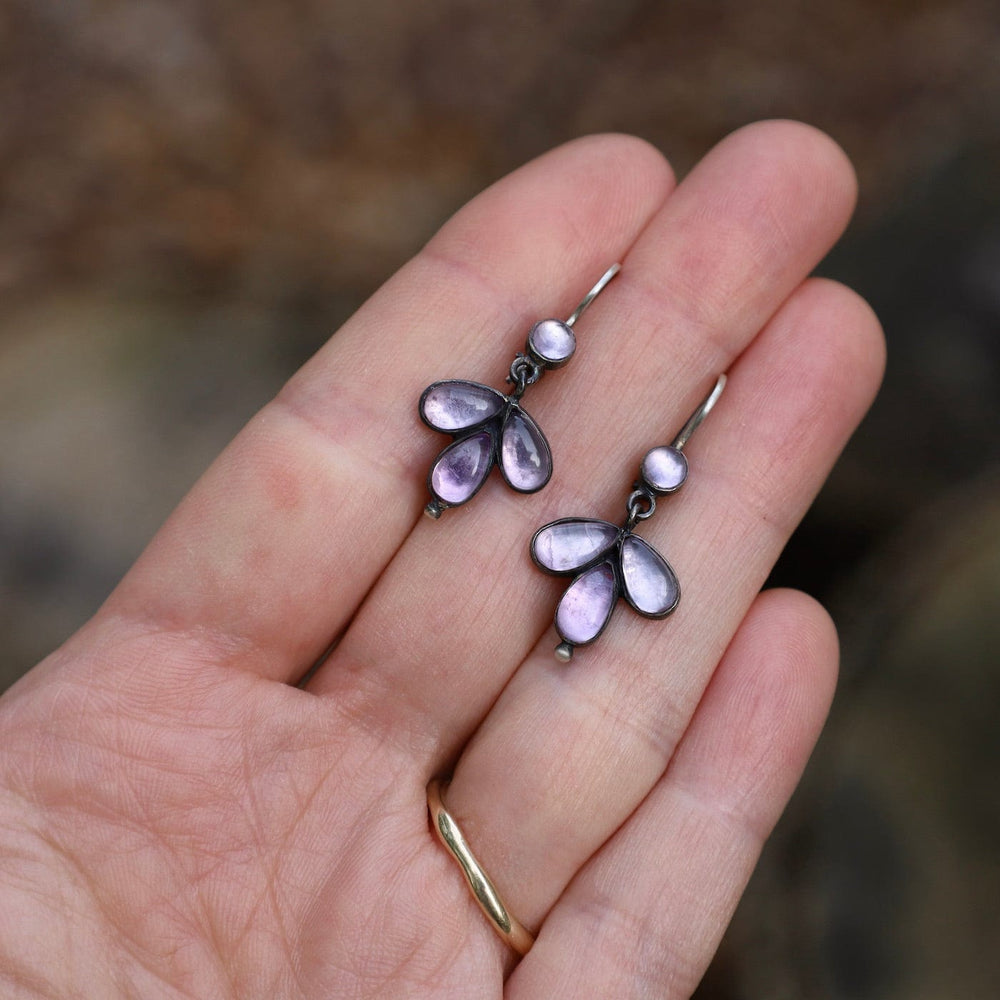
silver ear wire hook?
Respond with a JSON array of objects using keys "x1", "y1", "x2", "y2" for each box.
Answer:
[
  {"x1": 565, "y1": 263, "x2": 621, "y2": 328},
  {"x1": 672, "y1": 374, "x2": 727, "y2": 451}
]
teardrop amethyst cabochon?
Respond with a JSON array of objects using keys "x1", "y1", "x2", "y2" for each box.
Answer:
[
  {"x1": 420, "y1": 379, "x2": 553, "y2": 509},
  {"x1": 530, "y1": 517, "x2": 680, "y2": 648}
]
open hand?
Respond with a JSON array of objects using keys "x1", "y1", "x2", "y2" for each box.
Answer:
[{"x1": 0, "y1": 121, "x2": 884, "y2": 999}]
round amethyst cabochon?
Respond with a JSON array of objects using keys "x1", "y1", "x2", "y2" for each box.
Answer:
[
  {"x1": 527, "y1": 319, "x2": 576, "y2": 366},
  {"x1": 640, "y1": 445, "x2": 688, "y2": 493}
]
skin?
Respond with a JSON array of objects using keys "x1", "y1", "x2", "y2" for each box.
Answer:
[{"x1": 0, "y1": 121, "x2": 885, "y2": 999}]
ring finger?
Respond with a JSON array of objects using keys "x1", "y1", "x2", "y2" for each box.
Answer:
[{"x1": 437, "y1": 272, "x2": 883, "y2": 949}]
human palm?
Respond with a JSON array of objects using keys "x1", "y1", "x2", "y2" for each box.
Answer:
[{"x1": 0, "y1": 122, "x2": 883, "y2": 999}]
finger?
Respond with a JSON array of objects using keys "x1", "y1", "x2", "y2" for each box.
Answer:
[
  {"x1": 310, "y1": 121, "x2": 858, "y2": 748},
  {"x1": 505, "y1": 589, "x2": 838, "y2": 999},
  {"x1": 83, "y1": 136, "x2": 674, "y2": 681},
  {"x1": 429, "y1": 275, "x2": 884, "y2": 933}
]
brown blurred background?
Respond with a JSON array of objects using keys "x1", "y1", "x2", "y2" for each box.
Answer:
[{"x1": 1, "y1": 0, "x2": 998, "y2": 996}]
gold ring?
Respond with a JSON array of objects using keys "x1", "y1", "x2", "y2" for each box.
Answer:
[{"x1": 427, "y1": 779, "x2": 535, "y2": 955}]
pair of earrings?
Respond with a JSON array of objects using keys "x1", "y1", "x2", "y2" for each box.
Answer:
[{"x1": 418, "y1": 265, "x2": 725, "y2": 661}]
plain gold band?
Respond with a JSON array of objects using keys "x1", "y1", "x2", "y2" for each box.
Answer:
[{"x1": 427, "y1": 779, "x2": 535, "y2": 956}]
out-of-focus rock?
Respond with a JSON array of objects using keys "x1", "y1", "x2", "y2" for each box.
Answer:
[{"x1": 703, "y1": 477, "x2": 1000, "y2": 998}]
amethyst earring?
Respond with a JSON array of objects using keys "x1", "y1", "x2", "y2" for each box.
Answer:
[
  {"x1": 530, "y1": 374, "x2": 726, "y2": 661},
  {"x1": 419, "y1": 264, "x2": 620, "y2": 518}
]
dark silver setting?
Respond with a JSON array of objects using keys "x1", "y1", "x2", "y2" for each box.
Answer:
[
  {"x1": 531, "y1": 374, "x2": 727, "y2": 659},
  {"x1": 419, "y1": 381, "x2": 553, "y2": 517},
  {"x1": 418, "y1": 264, "x2": 621, "y2": 517}
]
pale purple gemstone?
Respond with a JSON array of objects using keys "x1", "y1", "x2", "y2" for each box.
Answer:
[
  {"x1": 500, "y1": 408, "x2": 551, "y2": 492},
  {"x1": 430, "y1": 431, "x2": 493, "y2": 504},
  {"x1": 640, "y1": 445, "x2": 688, "y2": 494},
  {"x1": 527, "y1": 319, "x2": 576, "y2": 366},
  {"x1": 421, "y1": 381, "x2": 505, "y2": 432},
  {"x1": 621, "y1": 534, "x2": 679, "y2": 616},
  {"x1": 532, "y1": 519, "x2": 619, "y2": 572},
  {"x1": 556, "y1": 562, "x2": 617, "y2": 645}
]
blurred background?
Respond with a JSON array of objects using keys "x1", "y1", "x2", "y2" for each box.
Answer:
[{"x1": 1, "y1": 0, "x2": 998, "y2": 995}]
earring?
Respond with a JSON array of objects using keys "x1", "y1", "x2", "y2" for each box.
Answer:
[
  {"x1": 419, "y1": 264, "x2": 621, "y2": 518},
  {"x1": 530, "y1": 375, "x2": 726, "y2": 661}
]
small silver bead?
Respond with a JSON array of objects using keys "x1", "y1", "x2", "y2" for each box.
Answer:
[{"x1": 554, "y1": 641, "x2": 574, "y2": 663}]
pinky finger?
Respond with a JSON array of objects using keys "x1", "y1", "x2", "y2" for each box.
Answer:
[{"x1": 505, "y1": 588, "x2": 839, "y2": 1000}]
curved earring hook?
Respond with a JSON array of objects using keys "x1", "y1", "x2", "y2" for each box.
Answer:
[
  {"x1": 565, "y1": 263, "x2": 621, "y2": 328},
  {"x1": 671, "y1": 373, "x2": 727, "y2": 451}
]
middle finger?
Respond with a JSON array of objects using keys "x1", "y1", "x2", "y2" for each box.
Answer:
[{"x1": 309, "y1": 121, "x2": 857, "y2": 756}]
